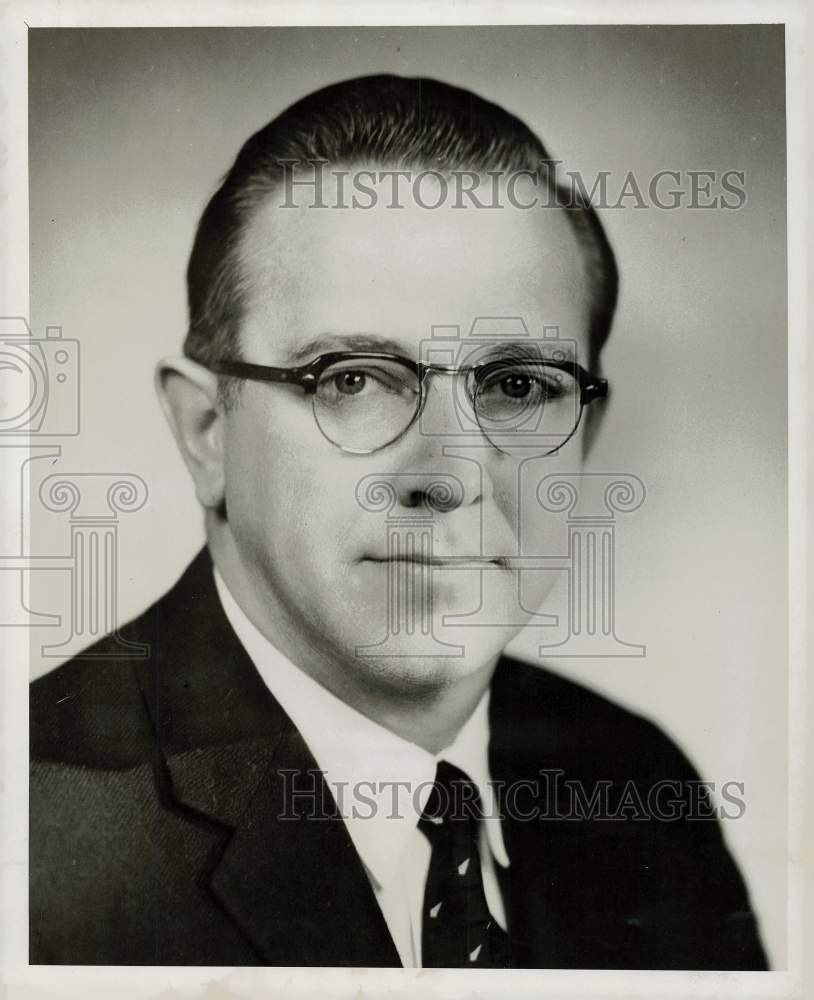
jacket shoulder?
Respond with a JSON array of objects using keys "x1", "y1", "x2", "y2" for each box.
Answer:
[
  {"x1": 29, "y1": 546, "x2": 229, "y2": 770},
  {"x1": 493, "y1": 654, "x2": 704, "y2": 784},
  {"x1": 29, "y1": 546, "x2": 212, "y2": 769},
  {"x1": 30, "y1": 599, "x2": 162, "y2": 770}
]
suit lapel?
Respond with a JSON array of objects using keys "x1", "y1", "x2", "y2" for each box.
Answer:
[
  {"x1": 209, "y1": 724, "x2": 401, "y2": 966},
  {"x1": 136, "y1": 548, "x2": 400, "y2": 967}
]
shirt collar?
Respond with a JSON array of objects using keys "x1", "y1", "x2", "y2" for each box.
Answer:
[{"x1": 212, "y1": 565, "x2": 509, "y2": 888}]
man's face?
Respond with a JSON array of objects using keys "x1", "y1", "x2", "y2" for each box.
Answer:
[{"x1": 222, "y1": 170, "x2": 593, "y2": 694}]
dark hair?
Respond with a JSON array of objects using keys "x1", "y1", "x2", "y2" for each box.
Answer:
[{"x1": 184, "y1": 74, "x2": 618, "y2": 403}]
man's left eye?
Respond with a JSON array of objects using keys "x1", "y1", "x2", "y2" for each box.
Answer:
[
  {"x1": 334, "y1": 370, "x2": 368, "y2": 395},
  {"x1": 499, "y1": 373, "x2": 535, "y2": 398}
]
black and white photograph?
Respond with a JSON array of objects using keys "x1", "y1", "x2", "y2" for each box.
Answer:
[{"x1": 1, "y1": 3, "x2": 809, "y2": 998}]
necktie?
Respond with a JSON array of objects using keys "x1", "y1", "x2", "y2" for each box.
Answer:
[{"x1": 418, "y1": 759, "x2": 511, "y2": 967}]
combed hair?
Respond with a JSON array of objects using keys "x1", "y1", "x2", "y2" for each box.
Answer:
[{"x1": 184, "y1": 74, "x2": 618, "y2": 403}]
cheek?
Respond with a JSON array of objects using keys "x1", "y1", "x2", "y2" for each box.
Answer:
[
  {"x1": 514, "y1": 453, "x2": 581, "y2": 555},
  {"x1": 223, "y1": 404, "x2": 362, "y2": 564},
  {"x1": 222, "y1": 406, "x2": 302, "y2": 547}
]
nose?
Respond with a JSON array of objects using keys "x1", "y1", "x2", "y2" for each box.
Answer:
[{"x1": 389, "y1": 374, "x2": 494, "y2": 513}]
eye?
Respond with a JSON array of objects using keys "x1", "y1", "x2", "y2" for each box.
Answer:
[
  {"x1": 499, "y1": 372, "x2": 534, "y2": 399},
  {"x1": 477, "y1": 365, "x2": 546, "y2": 404},
  {"x1": 316, "y1": 360, "x2": 419, "y2": 406},
  {"x1": 333, "y1": 370, "x2": 367, "y2": 395},
  {"x1": 474, "y1": 363, "x2": 576, "y2": 416}
]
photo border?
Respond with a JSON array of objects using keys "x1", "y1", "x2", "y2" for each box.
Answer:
[{"x1": 1, "y1": 2, "x2": 808, "y2": 998}]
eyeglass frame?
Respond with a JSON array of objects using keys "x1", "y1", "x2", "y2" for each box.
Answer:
[{"x1": 204, "y1": 351, "x2": 608, "y2": 455}]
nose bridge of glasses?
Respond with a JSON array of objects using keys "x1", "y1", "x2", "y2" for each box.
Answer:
[{"x1": 418, "y1": 365, "x2": 478, "y2": 431}]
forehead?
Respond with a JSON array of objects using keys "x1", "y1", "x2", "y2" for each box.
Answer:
[{"x1": 236, "y1": 170, "x2": 591, "y2": 362}]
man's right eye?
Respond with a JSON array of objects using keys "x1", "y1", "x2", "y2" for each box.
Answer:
[{"x1": 319, "y1": 363, "x2": 417, "y2": 400}]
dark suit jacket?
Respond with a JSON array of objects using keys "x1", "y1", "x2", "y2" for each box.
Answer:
[{"x1": 30, "y1": 547, "x2": 768, "y2": 968}]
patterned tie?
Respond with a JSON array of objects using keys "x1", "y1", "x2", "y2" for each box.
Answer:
[{"x1": 418, "y1": 759, "x2": 511, "y2": 967}]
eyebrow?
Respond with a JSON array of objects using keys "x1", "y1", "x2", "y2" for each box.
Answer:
[{"x1": 286, "y1": 334, "x2": 411, "y2": 364}]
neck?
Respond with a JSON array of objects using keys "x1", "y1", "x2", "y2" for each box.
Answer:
[
  {"x1": 206, "y1": 515, "x2": 498, "y2": 754},
  {"x1": 350, "y1": 659, "x2": 498, "y2": 754}
]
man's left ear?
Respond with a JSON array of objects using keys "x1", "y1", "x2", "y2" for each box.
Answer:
[{"x1": 154, "y1": 356, "x2": 226, "y2": 510}]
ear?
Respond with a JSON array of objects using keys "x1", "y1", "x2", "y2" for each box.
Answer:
[{"x1": 155, "y1": 356, "x2": 226, "y2": 510}]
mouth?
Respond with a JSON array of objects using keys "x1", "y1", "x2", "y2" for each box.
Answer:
[{"x1": 362, "y1": 555, "x2": 510, "y2": 568}]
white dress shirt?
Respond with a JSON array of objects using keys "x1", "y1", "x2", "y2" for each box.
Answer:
[{"x1": 213, "y1": 567, "x2": 510, "y2": 967}]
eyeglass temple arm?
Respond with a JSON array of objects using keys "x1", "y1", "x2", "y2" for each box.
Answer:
[{"x1": 207, "y1": 359, "x2": 320, "y2": 390}]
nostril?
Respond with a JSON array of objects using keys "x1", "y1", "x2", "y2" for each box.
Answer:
[
  {"x1": 404, "y1": 489, "x2": 426, "y2": 509},
  {"x1": 402, "y1": 481, "x2": 464, "y2": 512}
]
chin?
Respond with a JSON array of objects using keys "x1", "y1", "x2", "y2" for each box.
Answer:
[
  {"x1": 348, "y1": 647, "x2": 489, "y2": 696},
  {"x1": 345, "y1": 617, "x2": 513, "y2": 691},
  {"x1": 338, "y1": 569, "x2": 522, "y2": 683},
  {"x1": 356, "y1": 562, "x2": 518, "y2": 620}
]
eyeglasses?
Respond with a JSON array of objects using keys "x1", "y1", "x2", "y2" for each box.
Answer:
[{"x1": 206, "y1": 351, "x2": 608, "y2": 456}]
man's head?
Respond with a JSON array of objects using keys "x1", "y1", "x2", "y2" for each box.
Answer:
[
  {"x1": 157, "y1": 74, "x2": 618, "y2": 709},
  {"x1": 183, "y1": 74, "x2": 617, "y2": 393}
]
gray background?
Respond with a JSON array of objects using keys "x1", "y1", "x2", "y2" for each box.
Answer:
[{"x1": 27, "y1": 25, "x2": 787, "y2": 967}]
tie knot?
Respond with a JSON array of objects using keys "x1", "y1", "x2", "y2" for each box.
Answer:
[{"x1": 418, "y1": 760, "x2": 484, "y2": 837}]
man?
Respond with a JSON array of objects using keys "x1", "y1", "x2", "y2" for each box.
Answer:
[{"x1": 29, "y1": 74, "x2": 768, "y2": 968}]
